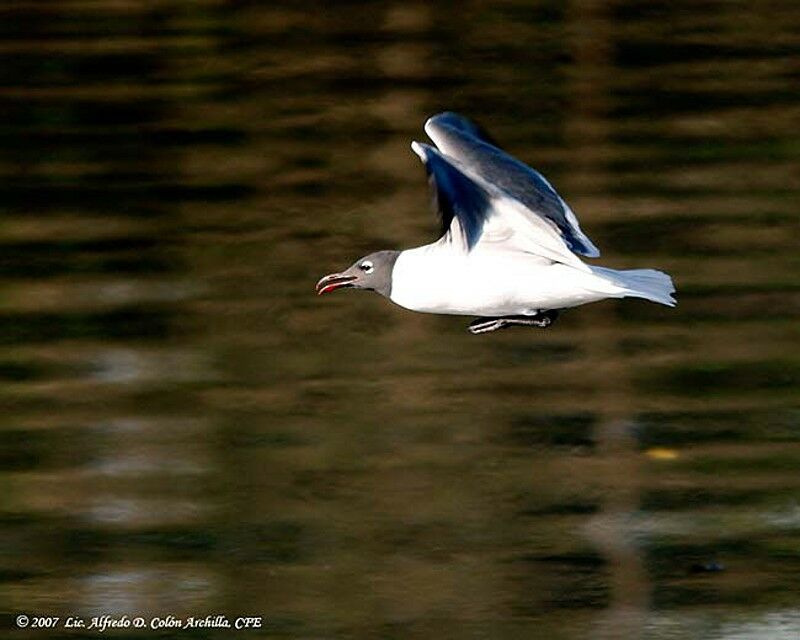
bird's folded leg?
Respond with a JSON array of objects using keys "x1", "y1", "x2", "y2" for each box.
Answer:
[
  {"x1": 468, "y1": 310, "x2": 560, "y2": 334},
  {"x1": 467, "y1": 318, "x2": 507, "y2": 334}
]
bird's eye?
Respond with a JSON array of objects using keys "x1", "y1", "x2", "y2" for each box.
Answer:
[{"x1": 359, "y1": 261, "x2": 374, "y2": 273}]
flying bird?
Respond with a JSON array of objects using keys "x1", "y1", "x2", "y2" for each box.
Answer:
[{"x1": 316, "y1": 112, "x2": 675, "y2": 334}]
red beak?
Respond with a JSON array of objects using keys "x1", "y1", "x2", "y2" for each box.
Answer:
[{"x1": 316, "y1": 273, "x2": 357, "y2": 295}]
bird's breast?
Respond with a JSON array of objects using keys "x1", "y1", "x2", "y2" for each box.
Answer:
[{"x1": 389, "y1": 248, "x2": 550, "y2": 316}]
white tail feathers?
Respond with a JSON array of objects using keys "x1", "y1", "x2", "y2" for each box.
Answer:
[{"x1": 593, "y1": 267, "x2": 677, "y2": 307}]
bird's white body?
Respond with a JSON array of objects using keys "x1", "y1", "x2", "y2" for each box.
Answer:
[{"x1": 390, "y1": 241, "x2": 668, "y2": 316}]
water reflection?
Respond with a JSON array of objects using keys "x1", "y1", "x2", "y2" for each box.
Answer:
[{"x1": 1, "y1": 1, "x2": 799, "y2": 638}]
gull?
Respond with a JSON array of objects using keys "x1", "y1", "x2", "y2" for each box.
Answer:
[{"x1": 316, "y1": 112, "x2": 675, "y2": 334}]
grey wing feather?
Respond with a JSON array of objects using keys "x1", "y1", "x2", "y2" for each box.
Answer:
[{"x1": 424, "y1": 113, "x2": 601, "y2": 258}]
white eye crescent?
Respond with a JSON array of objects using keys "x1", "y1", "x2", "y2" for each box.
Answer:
[{"x1": 359, "y1": 260, "x2": 374, "y2": 274}]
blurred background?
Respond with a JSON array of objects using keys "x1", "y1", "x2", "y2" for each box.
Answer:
[{"x1": 1, "y1": 1, "x2": 799, "y2": 638}]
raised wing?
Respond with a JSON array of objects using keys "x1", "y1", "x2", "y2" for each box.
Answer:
[
  {"x1": 411, "y1": 141, "x2": 589, "y2": 271},
  {"x1": 424, "y1": 112, "x2": 600, "y2": 258}
]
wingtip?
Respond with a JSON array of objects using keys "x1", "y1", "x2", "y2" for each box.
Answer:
[
  {"x1": 424, "y1": 111, "x2": 464, "y2": 138},
  {"x1": 581, "y1": 245, "x2": 601, "y2": 259},
  {"x1": 423, "y1": 112, "x2": 448, "y2": 135},
  {"x1": 581, "y1": 234, "x2": 601, "y2": 257},
  {"x1": 410, "y1": 140, "x2": 426, "y2": 160},
  {"x1": 566, "y1": 235, "x2": 601, "y2": 258}
]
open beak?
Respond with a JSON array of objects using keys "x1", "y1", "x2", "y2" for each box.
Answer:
[{"x1": 316, "y1": 272, "x2": 357, "y2": 295}]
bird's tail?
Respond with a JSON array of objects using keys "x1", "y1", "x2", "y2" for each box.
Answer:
[{"x1": 592, "y1": 266, "x2": 677, "y2": 307}]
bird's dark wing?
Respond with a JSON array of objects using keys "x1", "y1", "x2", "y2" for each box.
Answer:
[
  {"x1": 424, "y1": 113, "x2": 600, "y2": 258},
  {"x1": 410, "y1": 141, "x2": 589, "y2": 270},
  {"x1": 411, "y1": 141, "x2": 490, "y2": 250}
]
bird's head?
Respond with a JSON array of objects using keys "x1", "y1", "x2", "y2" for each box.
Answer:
[{"x1": 316, "y1": 250, "x2": 399, "y2": 298}]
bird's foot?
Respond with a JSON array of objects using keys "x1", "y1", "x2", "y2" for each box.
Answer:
[{"x1": 468, "y1": 310, "x2": 560, "y2": 334}]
